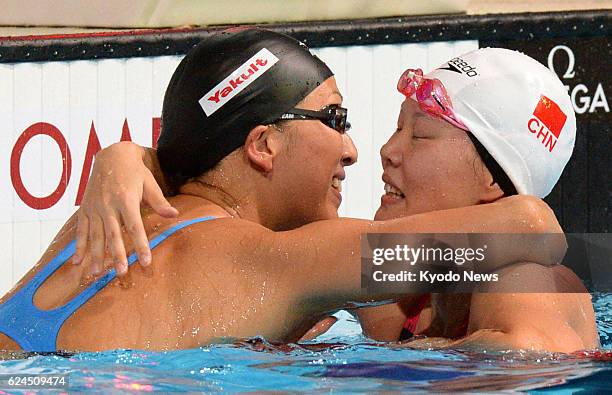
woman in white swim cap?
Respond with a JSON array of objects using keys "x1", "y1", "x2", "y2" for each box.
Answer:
[{"x1": 357, "y1": 48, "x2": 597, "y2": 353}]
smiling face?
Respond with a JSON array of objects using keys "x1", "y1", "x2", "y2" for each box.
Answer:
[
  {"x1": 271, "y1": 77, "x2": 358, "y2": 227},
  {"x1": 375, "y1": 99, "x2": 501, "y2": 221}
]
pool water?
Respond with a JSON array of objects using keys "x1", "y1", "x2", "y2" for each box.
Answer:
[{"x1": 1, "y1": 293, "x2": 610, "y2": 393}]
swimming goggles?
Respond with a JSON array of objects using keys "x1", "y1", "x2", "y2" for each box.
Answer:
[
  {"x1": 277, "y1": 104, "x2": 351, "y2": 133},
  {"x1": 397, "y1": 68, "x2": 468, "y2": 131}
]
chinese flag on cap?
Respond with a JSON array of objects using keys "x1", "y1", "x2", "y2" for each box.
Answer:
[{"x1": 533, "y1": 95, "x2": 567, "y2": 138}]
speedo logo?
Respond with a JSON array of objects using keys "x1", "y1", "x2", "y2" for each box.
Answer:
[
  {"x1": 440, "y1": 57, "x2": 478, "y2": 77},
  {"x1": 199, "y1": 48, "x2": 279, "y2": 116}
]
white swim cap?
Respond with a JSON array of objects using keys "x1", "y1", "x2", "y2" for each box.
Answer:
[{"x1": 426, "y1": 47, "x2": 576, "y2": 198}]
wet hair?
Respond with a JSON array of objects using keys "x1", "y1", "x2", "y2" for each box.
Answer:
[
  {"x1": 157, "y1": 28, "x2": 333, "y2": 191},
  {"x1": 466, "y1": 133, "x2": 518, "y2": 196}
]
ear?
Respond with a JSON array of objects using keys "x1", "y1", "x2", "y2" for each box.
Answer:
[
  {"x1": 479, "y1": 168, "x2": 506, "y2": 204},
  {"x1": 243, "y1": 125, "x2": 280, "y2": 173}
]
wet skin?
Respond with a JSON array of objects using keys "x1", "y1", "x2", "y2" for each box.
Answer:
[{"x1": 0, "y1": 80, "x2": 568, "y2": 352}]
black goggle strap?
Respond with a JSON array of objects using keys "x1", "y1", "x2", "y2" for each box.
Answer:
[{"x1": 280, "y1": 106, "x2": 350, "y2": 132}]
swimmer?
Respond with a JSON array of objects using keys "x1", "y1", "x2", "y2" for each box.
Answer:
[
  {"x1": 333, "y1": 49, "x2": 599, "y2": 352},
  {"x1": 0, "y1": 29, "x2": 566, "y2": 352}
]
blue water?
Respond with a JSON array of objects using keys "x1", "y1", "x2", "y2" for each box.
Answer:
[{"x1": 1, "y1": 293, "x2": 610, "y2": 393}]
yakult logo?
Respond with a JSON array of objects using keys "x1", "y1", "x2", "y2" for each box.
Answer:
[
  {"x1": 527, "y1": 95, "x2": 567, "y2": 153},
  {"x1": 199, "y1": 48, "x2": 279, "y2": 116}
]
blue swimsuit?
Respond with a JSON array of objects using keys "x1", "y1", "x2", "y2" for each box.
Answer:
[{"x1": 0, "y1": 216, "x2": 216, "y2": 352}]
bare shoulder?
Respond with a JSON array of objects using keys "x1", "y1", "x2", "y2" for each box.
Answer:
[
  {"x1": 468, "y1": 262, "x2": 598, "y2": 350},
  {"x1": 159, "y1": 217, "x2": 272, "y2": 261},
  {"x1": 152, "y1": 215, "x2": 373, "y2": 308},
  {"x1": 471, "y1": 262, "x2": 592, "y2": 319},
  {"x1": 149, "y1": 217, "x2": 284, "y2": 301},
  {"x1": 475, "y1": 262, "x2": 587, "y2": 293},
  {"x1": 155, "y1": 216, "x2": 313, "y2": 290}
]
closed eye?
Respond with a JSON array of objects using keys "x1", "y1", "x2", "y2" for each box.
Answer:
[
  {"x1": 413, "y1": 124, "x2": 431, "y2": 139},
  {"x1": 412, "y1": 131, "x2": 429, "y2": 139}
]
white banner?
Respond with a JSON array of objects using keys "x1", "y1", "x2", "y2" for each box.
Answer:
[{"x1": 0, "y1": 40, "x2": 478, "y2": 295}]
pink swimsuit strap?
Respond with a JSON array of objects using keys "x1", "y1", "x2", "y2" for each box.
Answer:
[{"x1": 402, "y1": 294, "x2": 431, "y2": 334}]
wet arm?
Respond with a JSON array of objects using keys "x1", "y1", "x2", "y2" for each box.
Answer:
[{"x1": 254, "y1": 198, "x2": 566, "y2": 311}]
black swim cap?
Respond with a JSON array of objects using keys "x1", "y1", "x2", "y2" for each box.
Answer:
[{"x1": 157, "y1": 28, "x2": 333, "y2": 188}]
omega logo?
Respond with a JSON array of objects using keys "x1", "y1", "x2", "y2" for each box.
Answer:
[{"x1": 547, "y1": 45, "x2": 609, "y2": 114}]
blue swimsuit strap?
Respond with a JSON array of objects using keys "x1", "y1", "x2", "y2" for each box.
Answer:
[{"x1": 0, "y1": 216, "x2": 216, "y2": 352}]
